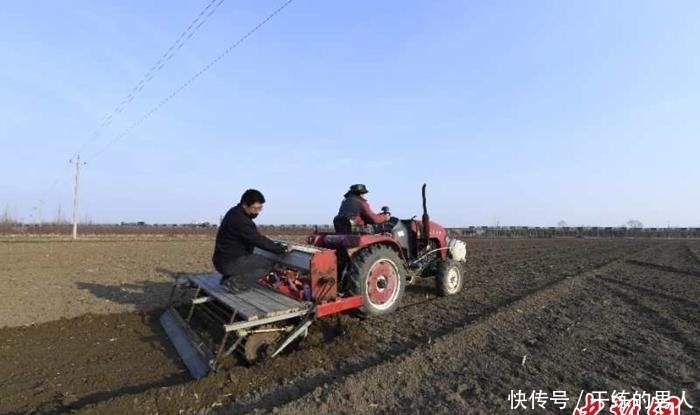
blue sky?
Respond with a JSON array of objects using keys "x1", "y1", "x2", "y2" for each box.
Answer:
[{"x1": 1, "y1": 0, "x2": 698, "y2": 227}]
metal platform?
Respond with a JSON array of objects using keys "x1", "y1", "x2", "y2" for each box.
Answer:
[
  {"x1": 186, "y1": 273, "x2": 307, "y2": 321},
  {"x1": 161, "y1": 272, "x2": 315, "y2": 378}
]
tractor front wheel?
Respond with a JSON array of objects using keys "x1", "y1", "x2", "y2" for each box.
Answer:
[
  {"x1": 435, "y1": 259, "x2": 464, "y2": 296},
  {"x1": 347, "y1": 245, "x2": 406, "y2": 317}
]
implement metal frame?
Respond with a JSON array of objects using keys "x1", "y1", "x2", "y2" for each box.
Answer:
[{"x1": 160, "y1": 273, "x2": 314, "y2": 379}]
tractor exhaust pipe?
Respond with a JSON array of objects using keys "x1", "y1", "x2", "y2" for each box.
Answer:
[{"x1": 421, "y1": 183, "x2": 430, "y2": 241}]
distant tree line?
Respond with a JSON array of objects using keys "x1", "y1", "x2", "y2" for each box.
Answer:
[
  {"x1": 0, "y1": 217, "x2": 698, "y2": 238},
  {"x1": 451, "y1": 225, "x2": 700, "y2": 239}
]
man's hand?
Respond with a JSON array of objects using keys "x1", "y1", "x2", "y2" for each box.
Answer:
[{"x1": 275, "y1": 242, "x2": 289, "y2": 254}]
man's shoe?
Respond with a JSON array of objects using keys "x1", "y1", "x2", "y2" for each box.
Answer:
[{"x1": 221, "y1": 277, "x2": 248, "y2": 293}]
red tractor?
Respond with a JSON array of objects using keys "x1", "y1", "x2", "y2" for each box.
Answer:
[
  {"x1": 160, "y1": 183, "x2": 467, "y2": 378},
  {"x1": 306, "y1": 183, "x2": 467, "y2": 317}
]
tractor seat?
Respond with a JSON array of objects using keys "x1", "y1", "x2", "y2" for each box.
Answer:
[
  {"x1": 333, "y1": 216, "x2": 369, "y2": 234},
  {"x1": 333, "y1": 216, "x2": 354, "y2": 233}
]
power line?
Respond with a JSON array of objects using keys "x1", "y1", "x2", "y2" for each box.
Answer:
[
  {"x1": 29, "y1": 160, "x2": 72, "y2": 222},
  {"x1": 44, "y1": 162, "x2": 73, "y2": 195},
  {"x1": 76, "y1": 0, "x2": 227, "y2": 155},
  {"x1": 28, "y1": 0, "x2": 295, "y2": 223},
  {"x1": 29, "y1": 0, "x2": 228, "y2": 221},
  {"x1": 85, "y1": 0, "x2": 296, "y2": 163}
]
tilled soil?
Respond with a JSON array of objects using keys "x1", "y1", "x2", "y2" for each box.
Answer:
[
  {"x1": 0, "y1": 311, "x2": 188, "y2": 415},
  {"x1": 1, "y1": 238, "x2": 698, "y2": 414},
  {"x1": 0, "y1": 236, "x2": 215, "y2": 328},
  {"x1": 257, "y1": 246, "x2": 700, "y2": 415}
]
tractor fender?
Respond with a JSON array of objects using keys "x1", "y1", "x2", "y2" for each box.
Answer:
[{"x1": 346, "y1": 240, "x2": 405, "y2": 261}]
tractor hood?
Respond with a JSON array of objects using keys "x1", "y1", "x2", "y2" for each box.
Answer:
[{"x1": 409, "y1": 218, "x2": 447, "y2": 239}]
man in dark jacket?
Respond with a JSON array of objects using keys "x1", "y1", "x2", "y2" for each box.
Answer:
[
  {"x1": 333, "y1": 184, "x2": 390, "y2": 231},
  {"x1": 212, "y1": 189, "x2": 288, "y2": 291}
]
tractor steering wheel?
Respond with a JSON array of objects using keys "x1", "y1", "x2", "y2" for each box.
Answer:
[{"x1": 386, "y1": 216, "x2": 399, "y2": 226}]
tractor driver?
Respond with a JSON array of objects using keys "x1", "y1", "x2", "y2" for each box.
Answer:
[
  {"x1": 212, "y1": 188, "x2": 288, "y2": 291},
  {"x1": 333, "y1": 184, "x2": 391, "y2": 232}
]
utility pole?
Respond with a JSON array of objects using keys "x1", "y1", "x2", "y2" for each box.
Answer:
[{"x1": 70, "y1": 154, "x2": 86, "y2": 240}]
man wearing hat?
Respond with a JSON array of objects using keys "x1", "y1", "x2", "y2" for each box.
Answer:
[{"x1": 333, "y1": 184, "x2": 391, "y2": 232}]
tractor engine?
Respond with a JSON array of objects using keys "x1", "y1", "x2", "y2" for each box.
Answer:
[{"x1": 417, "y1": 239, "x2": 440, "y2": 276}]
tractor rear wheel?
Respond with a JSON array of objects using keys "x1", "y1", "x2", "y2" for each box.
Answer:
[
  {"x1": 435, "y1": 259, "x2": 464, "y2": 296},
  {"x1": 346, "y1": 245, "x2": 406, "y2": 317}
]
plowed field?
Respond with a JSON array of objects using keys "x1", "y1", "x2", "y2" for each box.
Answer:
[{"x1": 1, "y1": 237, "x2": 698, "y2": 414}]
